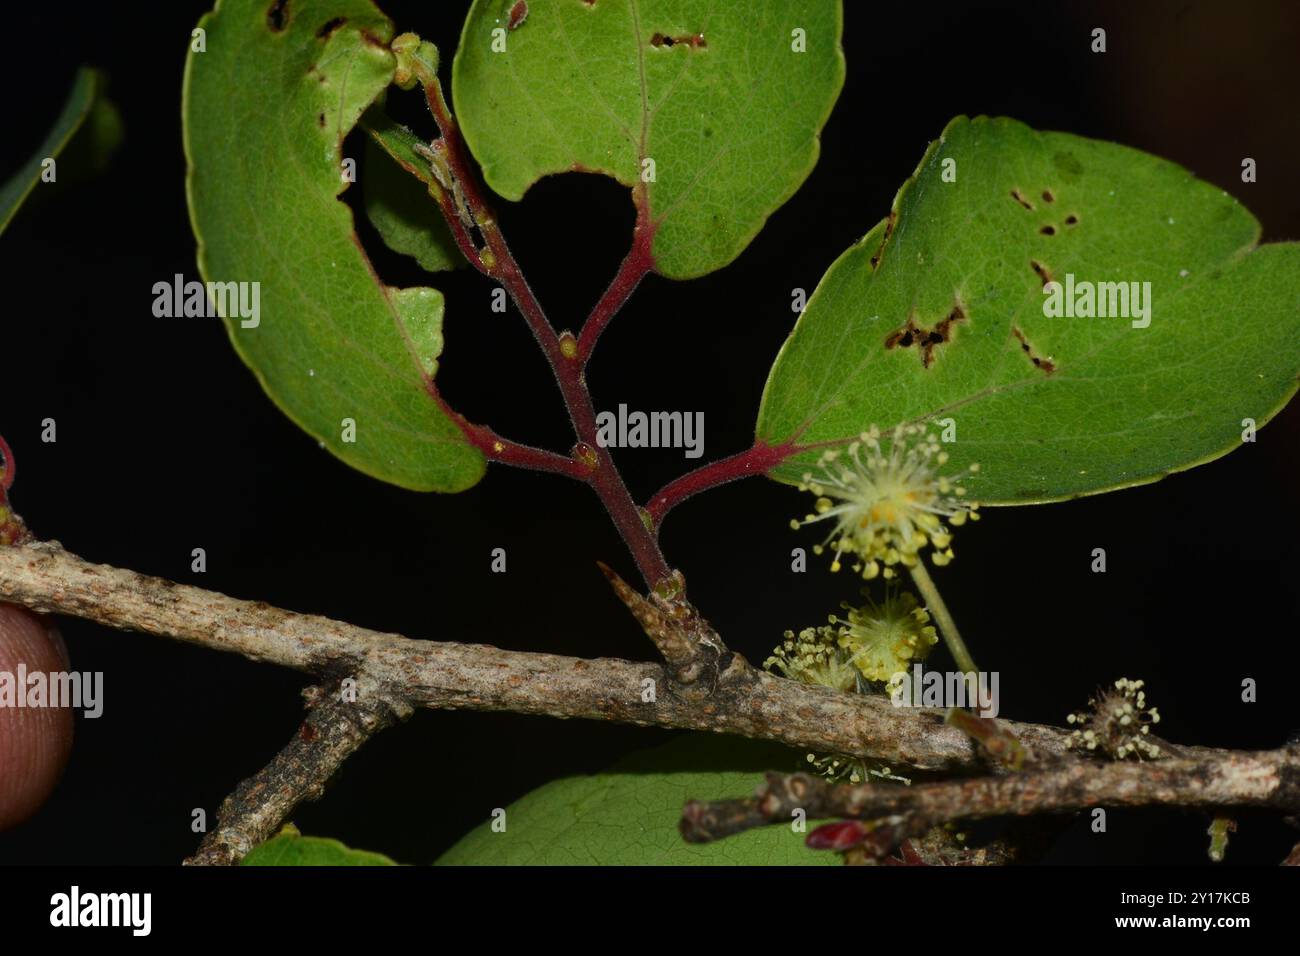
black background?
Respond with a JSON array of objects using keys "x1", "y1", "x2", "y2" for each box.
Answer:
[{"x1": 1, "y1": 0, "x2": 1299, "y2": 866}]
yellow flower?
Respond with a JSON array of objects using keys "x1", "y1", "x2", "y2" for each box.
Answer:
[
  {"x1": 791, "y1": 424, "x2": 979, "y2": 578},
  {"x1": 834, "y1": 590, "x2": 939, "y2": 684},
  {"x1": 763, "y1": 626, "x2": 859, "y2": 693}
]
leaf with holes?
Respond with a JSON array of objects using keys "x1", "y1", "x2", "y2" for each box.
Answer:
[
  {"x1": 757, "y1": 115, "x2": 1300, "y2": 504},
  {"x1": 451, "y1": 0, "x2": 844, "y2": 279},
  {"x1": 183, "y1": 0, "x2": 484, "y2": 492},
  {"x1": 435, "y1": 734, "x2": 833, "y2": 865}
]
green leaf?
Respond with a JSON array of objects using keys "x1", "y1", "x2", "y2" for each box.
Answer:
[
  {"x1": 183, "y1": 0, "x2": 484, "y2": 492},
  {"x1": 436, "y1": 734, "x2": 833, "y2": 865},
  {"x1": 757, "y1": 116, "x2": 1300, "y2": 504},
  {"x1": 362, "y1": 106, "x2": 441, "y2": 192},
  {"x1": 1, "y1": 67, "x2": 117, "y2": 235},
  {"x1": 241, "y1": 825, "x2": 397, "y2": 866},
  {"x1": 451, "y1": 0, "x2": 844, "y2": 279},
  {"x1": 362, "y1": 132, "x2": 463, "y2": 272}
]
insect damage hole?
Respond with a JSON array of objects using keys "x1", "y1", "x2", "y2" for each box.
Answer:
[
  {"x1": 316, "y1": 16, "x2": 346, "y2": 39},
  {"x1": 1030, "y1": 259, "x2": 1053, "y2": 286},
  {"x1": 267, "y1": 0, "x2": 290, "y2": 32},
  {"x1": 650, "y1": 32, "x2": 707, "y2": 49},
  {"x1": 884, "y1": 301, "x2": 967, "y2": 369},
  {"x1": 1010, "y1": 188, "x2": 1034, "y2": 211},
  {"x1": 1012, "y1": 326, "x2": 1056, "y2": 374},
  {"x1": 870, "y1": 211, "x2": 898, "y2": 270}
]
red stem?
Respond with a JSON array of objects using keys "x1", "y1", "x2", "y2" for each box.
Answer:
[
  {"x1": 454, "y1": 417, "x2": 588, "y2": 480},
  {"x1": 645, "y1": 439, "x2": 800, "y2": 528},
  {"x1": 577, "y1": 200, "x2": 655, "y2": 367},
  {"x1": 422, "y1": 79, "x2": 672, "y2": 587}
]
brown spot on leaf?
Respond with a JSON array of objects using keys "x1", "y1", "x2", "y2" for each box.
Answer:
[
  {"x1": 508, "y1": 1, "x2": 529, "y2": 30},
  {"x1": 1040, "y1": 225, "x2": 1056, "y2": 236},
  {"x1": 650, "y1": 31, "x2": 707, "y2": 48},
  {"x1": 316, "y1": 16, "x2": 346, "y2": 39},
  {"x1": 1065, "y1": 214, "x2": 1079, "y2": 226},
  {"x1": 1012, "y1": 326, "x2": 1056, "y2": 374},
  {"x1": 267, "y1": 0, "x2": 290, "y2": 32},
  {"x1": 884, "y1": 301, "x2": 968, "y2": 368},
  {"x1": 1010, "y1": 188, "x2": 1034, "y2": 211},
  {"x1": 1042, "y1": 189, "x2": 1056, "y2": 203},
  {"x1": 870, "y1": 211, "x2": 897, "y2": 270},
  {"x1": 1030, "y1": 259, "x2": 1052, "y2": 286}
]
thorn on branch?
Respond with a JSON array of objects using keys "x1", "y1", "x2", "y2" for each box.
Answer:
[{"x1": 598, "y1": 562, "x2": 732, "y2": 691}]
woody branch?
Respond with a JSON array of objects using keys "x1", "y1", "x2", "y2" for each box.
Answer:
[
  {"x1": 680, "y1": 748, "x2": 1300, "y2": 851},
  {"x1": 5, "y1": 540, "x2": 1298, "y2": 864}
]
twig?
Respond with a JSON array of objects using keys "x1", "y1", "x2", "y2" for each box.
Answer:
[
  {"x1": 0, "y1": 540, "x2": 1087, "y2": 771},
  {"x1": 645, "y1": 439, "x2": 800, "y2": 529},
  {"x1": 185, "y1": 675, "x2": 410, "y2": 866},
  {"x1": 681, "y1": 747, "x2": 1300, "y2": 845},
  {"x1": 378, "y1": 45, "x2": 812, "y2": 605},
  {"x1": 575, "y1": 199, "x2": 655, "y2": 367},
  {"x1": 947, "y1": 709, "x2": 1027, "y2": 770},
  {"x1": 450, "y1": 418, "x2": 589, "y2": 480},
  {"x1": 598, "y1": 562, "x2": 724, "y2": 690},
  {"x1": 6, "y1": 540, "x2": 1294, "y2": 861},
  {"x1": 414, "y1": 67, "x2": 674, "y2": 590}
]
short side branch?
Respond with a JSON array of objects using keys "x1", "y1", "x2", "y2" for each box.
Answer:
[
  {"x1": 185, "y1": 676, "x2": 411, "y2": 866},
  {"x1": 645, "y1": 439, "x2": 800, "y2": 529},
  {"x1": 576, "y1": 200, "x2": 655, "y2": 367}
]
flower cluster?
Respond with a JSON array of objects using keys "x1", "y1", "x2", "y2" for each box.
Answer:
[
  {"x1": 1065, "y1": 677, "x2": 1162, "y2": 759},
  {"x1": 764, "y1": 588, "x2": 940, "y2": 788},
  {"x1": 791, "y1": 424, "x2": 979, "y2": 579},
  {"x1": 763, "y1": 626, "x2": 858, "y2": 693},
  {"x1": 764, "y1": 589, "x2": 939, "y2": 691},
  {"x1": 805, "y1": 753, "x2": 910, "y2": 786},
  {"x1": 833, "y1": 590, "x2": 938, "y2": 684}
]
